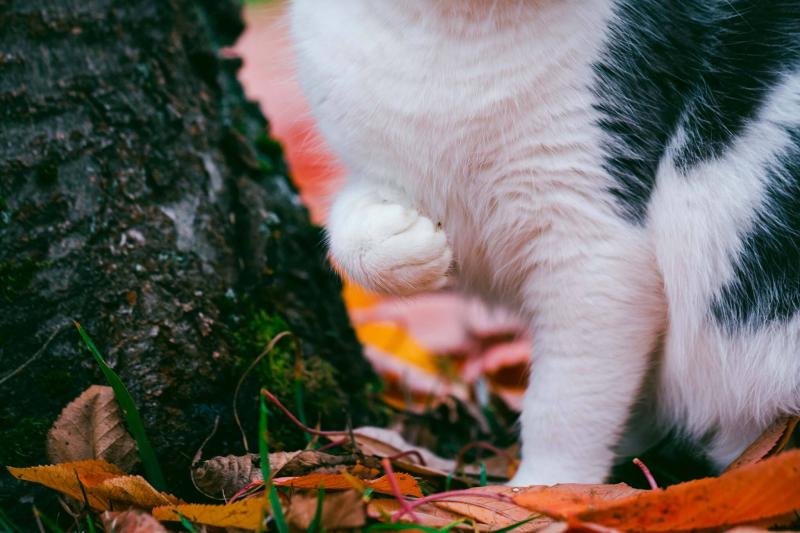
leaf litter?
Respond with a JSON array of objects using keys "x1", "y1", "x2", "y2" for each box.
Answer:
[{"x1": 8, "y1": 332, "x2": 800, "y2": 531}]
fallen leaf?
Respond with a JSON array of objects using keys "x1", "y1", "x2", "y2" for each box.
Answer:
[
  {"x1": 513, "y1": 484, "x2": 643, "y2": 517},
  {"x1": 725, "y1": 417, "x2": 799, "y2": 471},
  {"x1": 101, "y1": 510, "x2": 169, "y2": 533},
  {"x1": 275, "y1": 450, "x2": 359, "y2": 477},
  {"x1": 350, "y1": 426, "x2": 456, "y2": 473},
  {"x1": 92, "y1": 474, "x2": 177, "y2": 508},
  {"x1": 273, "y1": 472, "x2": 423, "y2": 497},
  {"x1": 46, "y1": 385, "x2": 139, "y2": 472},
  {"x1": 286, "y1": 489, "x2": 366, "y2": 529},
  {"x1": 153, "y1": 497, "x2": 266, "y2": 530},
  {"x1": 432, "y1": 486, "x2": 545, "y2": 532},
  {"x1": 515, "y1": 450, "x2": 800, "y2": 532},
  {"x1": 368, "y1": 498, "x2": 487, "y2": 530},
  {"x1": 8, "y1": 460, "x2": 123, "y2": 509},
  {"x1": 8, "y1": 460, "x2": 178, "y2": 510}
]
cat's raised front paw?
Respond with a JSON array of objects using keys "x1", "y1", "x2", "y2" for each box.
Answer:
[{"x1": 327, "y1": 202, "x2": 453, "y2": 296}]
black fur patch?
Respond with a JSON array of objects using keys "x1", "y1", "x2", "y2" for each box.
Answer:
[
  {"x1": 594, "y1": 0, "x2": 800, "y2": 223},
  {"x1": 712, "y1": 129, "x2": 800, "y2": 329}
]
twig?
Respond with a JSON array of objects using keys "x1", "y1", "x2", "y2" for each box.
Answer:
[
  {"x1": 190, "y1": 415, "x2": 226, "y2": 501},
  {"x1": 387, "y1": 450, "x2": 427, "y2": 466},
  {"x1": 454, "y1": 441, "x2": 515, "y2": 475},
  {"x1": 391, "y1": 489, "x2": 515, "y2": 523},
  {"x1": 233, "y1": 331, "x2": 294, "y2": 452},
  {"x1": 381, "y1": 458, "x2": 419, "y2": 523},
  {"x1": 0, "y1": 324, "x2": 67, "y2": 386},
  {"x1": 261, "y1": 389, "x2": 349, "y2": 437},
  {"x1": 633, "y1": 457, "x2": 658, "y2": 490}
]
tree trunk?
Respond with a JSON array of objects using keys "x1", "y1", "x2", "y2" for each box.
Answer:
[{"x1": 0, "y1": 0, "x2": 382, "y2": 518}]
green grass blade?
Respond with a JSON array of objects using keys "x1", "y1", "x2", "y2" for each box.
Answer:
[
  {"x1": 307, "y1": 488, "x2": 325, "y2": 533},
  {"x1": 178, "y1": 513, "x2": 198, "y2": 532},
  {"x1": 491, "y1": 516, "x2": 537, "y2": 533},
  {"x1": 85, "y1": 515, "x2": 96, "y2": 533},
  {"x1": 75, "y1": 323, "x2": 167, "y2": 491},
  {"x1": 32, "y1": 507, "x2": 65, "y2": 533},
  {"x1": 260, "y1": 392, "x2": 288, "y2": 533},
  {"x1": 0, "y1": 507, "x2": 22, "y2": 533},
  {"x1": 479, "y1": 462, "x2": 487, "y2": 487}
]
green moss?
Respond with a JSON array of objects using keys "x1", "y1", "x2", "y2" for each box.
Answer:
[
  {"x1": 231, "y1": 308, "x2": 347, "y2": 450},
  {"x1": 0, "y1": 257, "x2": 49, "y2": 303},
  {"x1": 0, "y1": 416, "x2": 49, "y2": 466}
]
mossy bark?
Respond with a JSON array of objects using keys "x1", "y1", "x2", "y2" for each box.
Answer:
[{"x1": 0, "y1": 0, "x2": 383, "y2": 521}]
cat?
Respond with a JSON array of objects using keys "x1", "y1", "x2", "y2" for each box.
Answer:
[{"x1": 289, "y1": 0, "x2": 800, "y2": 485}]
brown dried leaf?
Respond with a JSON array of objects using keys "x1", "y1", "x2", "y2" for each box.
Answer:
[
  {"x1": 153, "y1": 497, "x2": 266, "y2": 530},
  {"x1": 725, "y1": 417, "x2": 799, "y2": 471},
  {"x1": 286, "y1": 489, "x2": 366, "y2": 530},
  {"x1": 46, "y1": 385, "x2": 139, "y2": 472},
  {"x1": 432, "y1": 486, "x2": 545, "y2": 532},
  {"x1": 101, "y1": 510, "x2": 169, "y2": 533},
  {"x1": 368, "y1": 498, "x2": 487, "y2": 530},
  {"x1": 349, "y1": 426, "x2": 456, "y2": 472},
  {"x1": 275, "y1": 450, "x2": 357, "y2": 477},
  {"x1": 193, "y1": 453, "x2": 262, "y2": 498}
]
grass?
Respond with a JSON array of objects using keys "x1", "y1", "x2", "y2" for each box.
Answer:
[
  {"x1": 75, "y1": 323, "x2": 167, "y2": 492},
  {"x1": 259, "y1": 390, "x2": 288, "y2": 533}
]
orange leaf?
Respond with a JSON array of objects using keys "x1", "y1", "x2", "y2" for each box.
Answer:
[
  {"x1": 8, "y1": 460, "x2": 178, "y2": 510},
  {"x1": 8, "y1": 460, "x2": 123, "y2": 509},
  {"x1": 725, "y1": 417, "x2": 799, "y2": 471},
  {"x1": 515, "y1": 450, "x2": 800, "y2": 532},
  {"x1": 273, "y1": 472, "x2": 423, "y2": 497},
  {"x1": 153, "y1": 497, "x2": 266, "y2": 530}
]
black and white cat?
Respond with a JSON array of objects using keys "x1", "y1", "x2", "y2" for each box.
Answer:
[{"x1": 289, "y1": 0, "x2": 800, "y2": 485}]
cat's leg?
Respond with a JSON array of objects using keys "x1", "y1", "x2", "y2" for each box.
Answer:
[
  {"x1": 511, "y1": 234, "x2": 666, "y2": 485},
  {"x1": 326, "y1": 179, "x2": 452, "y2": 295}
]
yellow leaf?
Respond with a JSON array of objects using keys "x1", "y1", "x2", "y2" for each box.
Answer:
[
  {"x1": 153, "y1": 497, "x2": 266, "y2": 530},
  {"x1": 8, "y1": 460, "x2": 123, "y2": 509},
  {"x1": 355, "y1": 322, "x2": 438, "y2": 373},
  {"x1": 8, "y1": 460, "x2": 178, "y2": 510},
  {"x1": 342, "y1": 280, "x2": 381, "y2": 309}
]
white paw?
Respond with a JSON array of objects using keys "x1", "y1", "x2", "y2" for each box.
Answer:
[{"x1": 328, "y1": 202, "x2": 453, "y2": 295}]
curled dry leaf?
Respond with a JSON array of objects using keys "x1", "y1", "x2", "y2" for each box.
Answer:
[
  {"x1": 7, "y1": 460, "x2": 178, "y2": 511},
  {"x1": 193, "y1": 453, "x2": 262, "y2": 498},
  {"x1": 101, "y1": 510, "x2": 168, "y2": 533},
  {"x1": 273, "y1": 471, "x2": 423, "y2": 497},
  {"x1": 285, "y1": 489, "x2": 366, "y2": 530},
  {"x1": 193, "y1": 450, "x2": 361, "y2": 498},
  {"x1": 349, "y1": 426, "x2": 456, "y2": 472},
  {"x1": 515, "y1": 450, "x2": 800, "y2": 532},
  {"x1": 46, "y1": 385, "x2": 139, "y2": 472},
  {"x1": 725, "y1": 417, "x2": 799, "y2": 471},
  {"x1": 153, "y1": 497, "x2": 266, "y2": 530}
]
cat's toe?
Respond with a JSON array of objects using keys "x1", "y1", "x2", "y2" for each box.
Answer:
[{"x1": 328, "y1": 203, "x2": 453, "y2": 295}]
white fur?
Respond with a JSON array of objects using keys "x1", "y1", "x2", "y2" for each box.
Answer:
[{"x1": 289, "y1": 0, "x2": 800, "y2": 484}]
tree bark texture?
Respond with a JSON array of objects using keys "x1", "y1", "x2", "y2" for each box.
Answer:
[{"x1": 0, "y1": 0, "x2": 383, "y2": 515}]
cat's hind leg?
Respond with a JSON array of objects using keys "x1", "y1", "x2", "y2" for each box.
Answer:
[{"x1": 326, "y1": 179, "x2": 453, "y2": 295}]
